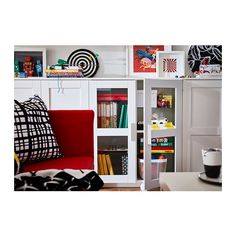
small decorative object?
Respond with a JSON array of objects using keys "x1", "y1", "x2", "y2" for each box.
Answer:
[
  {"x1": 187, "y1": 45, "x2": 222, "y2": 73},
  {"x1": 156, "y1": 51, "x2": 185, "y2": 78},
  {"x1": 151, "y1": 113, "x2": 168, "y2": 128},
  {"x1": 199, "y1": 64, "x2": 221, "y2": 74},
  {"x1": 46, "y1": 58, "x2": 83, "y2": 78},
  {"x1": 18, "y1": 72, "x2": 27, "y2": 78},
  {"x1": 23, "y1": 56, "x2": 34, "y2": 77},
  {"x1": 35, "y1": 60, "x2": 43, "y2": 77},
  {"x1": 151, "y1": 117, "x2": 168, "y2": 128},
  {"x1": 157, "y1": 94, "x2": 172, "y2": 108},
  {"x1": 128, "y1": 45, "x2": 172, "y2": 77},
  {"x1": 14, "y1": 60, "x2": 20, "y2": 77},
  {"x1": 67, "y1": 49, "x2": 99, "y2": 78},
  {"x1": 137, "y1": 121, "x2": 143, "y2": 130}
]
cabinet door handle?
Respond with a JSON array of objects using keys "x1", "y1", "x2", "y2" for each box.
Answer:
[
  {"x1": 129, "y1": 123, "x2": 136, "y2": 142},
  {"x1": 148, "y1": 124, "x2": 152, "y2": 145}
]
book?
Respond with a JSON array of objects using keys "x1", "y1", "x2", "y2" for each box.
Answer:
[
  {"x1": 113, "y1": 102, "x2": 117, "y2": 128},
  {"x1": 140, "y1": 150, "x2": 174, "y2": 153},
  {"x1": 118, "y1": 104, "x2": 125, "y2": 128},
  {"x1": 98, "y1": 154, "x2": 104, "y2": 175},
  {"x1": 140, "y1": 147, "x2": 173, "y2": 152},
  {"x1": 102, "y1": 154, "x2": 108, "y2": 175},
  {"x1": 152, "y1": 137, "x2": 169, "y2": 143},
  {"x1": 124, "y1": 105, "x2": 128, "y2": 128},
  {"x1": 97, "y1": 94, "x2": 128, "y2": 101},
  {"x1": 105, "y1": 154, "x2": 114, "y2": 175},
  {"x1": 139, "y1": 142, "x2": 173, "y2": 147}
]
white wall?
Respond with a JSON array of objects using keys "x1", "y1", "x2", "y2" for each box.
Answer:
[{"x1": 15, "y1": 45, "x2": 194, "y2": 77}]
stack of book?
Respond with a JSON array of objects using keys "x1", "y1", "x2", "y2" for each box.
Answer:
[
  {"x1": 139, "y1": 137, "x2": 174, "y2": 157},
  {"x1": 98, "y1": 153, "x2": 114, "y2": 175},
  {"x1": 97, "y1": 93, "x2": 128, "y2": 128},
  {"x1": 46, "y1": 66, "x2": 83, "y2": 78}
]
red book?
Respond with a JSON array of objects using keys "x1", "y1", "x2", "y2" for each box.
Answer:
[{"x1": 97, "y1": 94, "x2": 128, "y2": 101}]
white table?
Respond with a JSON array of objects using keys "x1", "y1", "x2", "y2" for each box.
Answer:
[{"x1": 159, "y1": 172, "x2": 222, "y2": 191}]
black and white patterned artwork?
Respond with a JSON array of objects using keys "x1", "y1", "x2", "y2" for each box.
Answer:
[
  {"x1": 188, "y1": 45, "x2": 222, "y2": 72},
  {"x1": 67, "y1": 49, "x2": 99, "y2": 78}
]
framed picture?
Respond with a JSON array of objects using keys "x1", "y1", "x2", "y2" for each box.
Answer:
[
  {"x1": 128, "y1": 45, "x2": 172, "y2": 78},
  {"x1": 156, "y1": 51, "x2": 185, "y2": 78}
]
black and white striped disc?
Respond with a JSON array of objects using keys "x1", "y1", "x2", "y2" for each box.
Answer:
[{"x1": 67, "y1": 49, "x2": 99, "y2": 77}]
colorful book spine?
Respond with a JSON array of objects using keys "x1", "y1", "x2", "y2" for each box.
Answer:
[
  {"x1": 140, "y1": 150, "x2": 174, "y2": 154},
  {"x1": 98, "y1": 154, "x2": 104, "y2": 175},
  {"x1": 102, "y1": 154, "x2": 108, "y2": 175},
  {"x1": 139, "y1": 142, "x2": 173, "y2": 147},
  {"x1": 105, "y1": 154, "x2": 114, "y2": 175},
  {"x1": 124, "y1": 105, "x2": 128, "y2": 128},
  {"x1": 97, "y1": 94, "x2": 128, "y2": 101},
  {"x1": 118, "y1": 105, "x2": 125, "y2": 128}
]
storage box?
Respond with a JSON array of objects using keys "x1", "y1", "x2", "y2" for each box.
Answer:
[{"x1": 138, "y1": 158, "x2": 167, "y2": 179}]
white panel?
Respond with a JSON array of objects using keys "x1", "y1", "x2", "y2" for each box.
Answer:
[
  {"x1": 49, "y1": 88, "x2": 84, "y2": 110},
  {"x1": 41, "y1": 80, "x2": 89, "y2": 110},
  {"x1": 191, "y1": 87, "x2": 221, "y2": 128},
  {"x1": 15, "y1": 88, "x2": 35, "y2": 102},
  {"x1": 190, "y1": 135, "x2": 222, "y2": 172},
  {"x1": 14, "y1": 80, "x2": 41, "y2": 102}
]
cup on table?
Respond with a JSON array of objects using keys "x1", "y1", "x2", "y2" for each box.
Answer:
[{"x1": 202, "y1": 148, "x2": 222, "y2": 178}]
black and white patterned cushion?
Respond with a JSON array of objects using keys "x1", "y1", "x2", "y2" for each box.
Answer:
[
  {"x1": 14, "y1": 95, "x2": 63, "y2": 163},
  {"x1": 14, "y1": 169, "x2": 104, "y2": 191}
]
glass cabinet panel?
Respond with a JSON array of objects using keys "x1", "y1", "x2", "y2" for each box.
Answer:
[
  {"x1": 97, "y1": 136, "x2": 128, "y2": 176},
  {"x1": 97, "y1": 88, "x2": 128, "y2": 129},
  {"x1": 151, "y1": 87, "x2": 176, "y2": 129},
  {"x1": 138, "y1": 136, "x2": 175, "y2": 177}
]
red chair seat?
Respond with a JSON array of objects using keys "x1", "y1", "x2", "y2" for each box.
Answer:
[{"x1": 22, "y1": 156, "x2": 94, "y2": 172}]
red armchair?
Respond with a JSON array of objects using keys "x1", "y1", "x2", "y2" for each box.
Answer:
[{"x1": 22, "y1": 110, "x2": 94, "y2": 172}]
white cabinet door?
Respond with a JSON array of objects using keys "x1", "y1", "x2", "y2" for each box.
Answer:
[
  {"x1": 183, "y1": 80, "x2": 222, "y2": 172},
  {"x1": 14, "y1": 79, "x2": 41, "y2": 102},
  {"x1": 89, "y1": 80, "x2": 136, "y2": 184},
  {"x1": 41, "y1": 79, "x2": 89, "y2": 110},
  {"x1": 142, "y1": 79, "x2": 182, "y2": 191}
]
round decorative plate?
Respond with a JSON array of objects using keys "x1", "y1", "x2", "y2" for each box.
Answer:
[
  {"x1": 188, "y1": 45, "x2": 222, "y2": 73},
  {"x1": 198, "y1": 172, "x2": 222, "y2": 186},
  {"x1": 67, "y1": 49, "x2": 99, "y2": 78}
]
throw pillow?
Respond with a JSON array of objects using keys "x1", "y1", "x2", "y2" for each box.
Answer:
[{"x1": 14, "y1": 95, "x2": 63, "y2": 164}]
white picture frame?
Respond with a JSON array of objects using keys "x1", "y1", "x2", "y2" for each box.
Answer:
[
  {"x1": 128, "y1": 45, "x2": 172, "y2": 78},
  {"x1": 14, "y1": 46, "x2": 47, "y2": 78},
  {"x1": 156, "y1": 51, "x2": 185, "y2": 78}
]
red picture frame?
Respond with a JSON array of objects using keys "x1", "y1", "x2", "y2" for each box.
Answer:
[{"x1": 128, "y1": 45, "x2": 171, "y2": 78}]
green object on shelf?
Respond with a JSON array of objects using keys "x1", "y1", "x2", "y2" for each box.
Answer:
[
  {"x1": 57, "y1": 59, "x2": 68, "y2": 65},
  {"x1": 14, "y1": 60, "x2": 20, "y2": 73},
  {"x1": 124, "y1": 105, "x2": 128, "y2": 128},
  {"x1": 119, "y1": 105, "x2": 125, "y2": 128}
]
